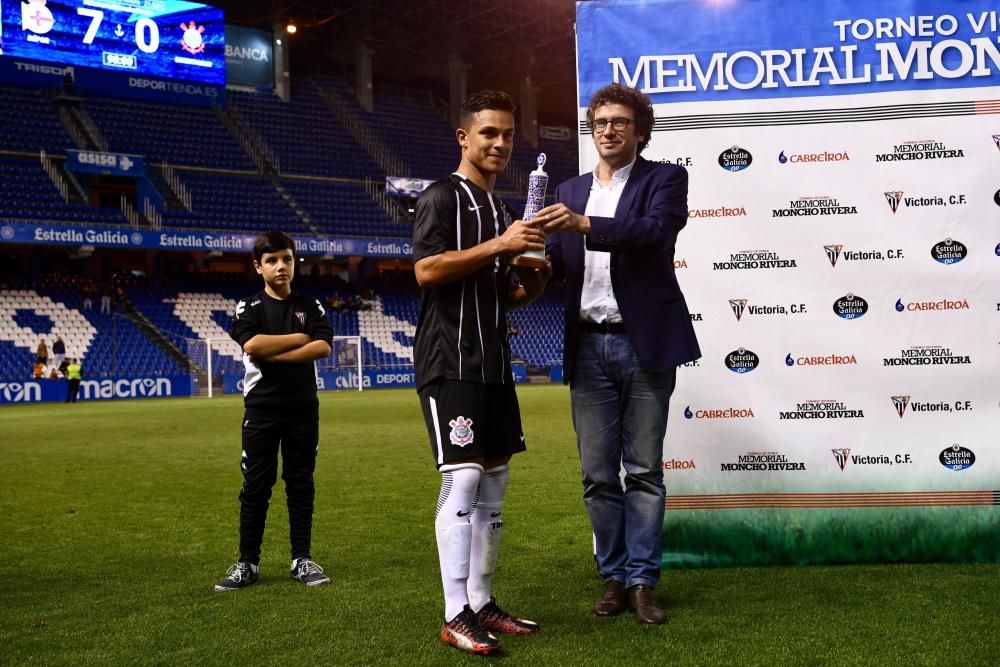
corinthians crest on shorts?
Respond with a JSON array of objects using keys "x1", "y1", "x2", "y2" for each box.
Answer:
[{"x1": 448, "y1": 416, "x2": 475, "y2": 447}]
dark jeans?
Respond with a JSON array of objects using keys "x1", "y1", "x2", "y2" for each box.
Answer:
[
  {"x1": 570, "y1": 331, "x2": 676, "y2": 588},
  {"x1": 65, "y1": 379, "x2": 80, "y2": 402},
  {"x1": 238, "y1": 417, "x2": 319, "y2": 564}
]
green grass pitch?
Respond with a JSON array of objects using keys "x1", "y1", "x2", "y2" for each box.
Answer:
[{"x1": 1, "y1": 385, "x2": 996, "y2": 665}]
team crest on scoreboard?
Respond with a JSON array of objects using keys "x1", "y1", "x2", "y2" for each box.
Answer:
[
  {"x1": 449, "y1": 416, "x2": 475, "y2": 447},
  {"x1": 180, "y1": 21, "x2": 208, "y2": 55},
  {"x1": 21, "y1": 0, "x2": 55, "y2": 37}
]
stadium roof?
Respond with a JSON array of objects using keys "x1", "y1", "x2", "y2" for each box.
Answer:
[{"x1": 213, "y1": 0, "x2": 578, "y2": 125}]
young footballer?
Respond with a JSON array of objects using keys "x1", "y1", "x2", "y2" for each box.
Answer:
[
  {"x1": 215, "y1": 231, "x2": 334, "y2": 591},
  {"x1": 413, "y1": 90, "x2": 551, "y2": 655}
]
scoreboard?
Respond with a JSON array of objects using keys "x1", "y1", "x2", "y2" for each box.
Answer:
[{"x1": 0, "y1": 0, "x2": 224, "y2": 85}]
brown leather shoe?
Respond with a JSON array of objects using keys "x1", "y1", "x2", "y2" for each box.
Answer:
[
  {"x1": 627, "y1": 584, "x2": 666, "y2": 625},
  {"x1": 593, "y1": 580, "x2": 627, "y2": 616}
]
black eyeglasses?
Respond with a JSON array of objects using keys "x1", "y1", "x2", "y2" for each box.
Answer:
[{"x1": 591, "y1": 117, "x2": 632, "y2": 133}]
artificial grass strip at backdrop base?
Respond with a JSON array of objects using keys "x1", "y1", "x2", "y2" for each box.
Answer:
[{"x1": 0, "y1": 386, "x2": 997, "y2": 666}]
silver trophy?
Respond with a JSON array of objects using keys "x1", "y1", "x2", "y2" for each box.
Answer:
[{"x1": 512, "y1": 153, "x2": 548, "y2": 268}]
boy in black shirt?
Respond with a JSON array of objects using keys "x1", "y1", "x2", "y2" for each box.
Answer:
[{"x1": 215, "y1": 231, "x2": 334, "y2": 591}]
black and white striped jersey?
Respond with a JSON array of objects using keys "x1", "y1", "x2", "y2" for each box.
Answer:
[
  {"x1": 230, "y1": 290, "x2": 333, "y2": 421},
  {"x1": 413, "y1": 173, "x2": 516, "y2": 391}
]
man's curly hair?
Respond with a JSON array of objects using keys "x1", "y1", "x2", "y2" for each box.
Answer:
[{"x1": 586, "y1": 83, "x2": 655, "y2": 154}]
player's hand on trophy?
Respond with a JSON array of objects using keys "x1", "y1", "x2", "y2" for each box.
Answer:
[
  {"x1": 534, "y1": 203, "x2": 590, "y2": 234},
  {"x1": 498, "y1": 218, "x2": 545, "y2": 256},
  {"x1": 518, "y1": 257, "x2": 553, "y2": 295}
]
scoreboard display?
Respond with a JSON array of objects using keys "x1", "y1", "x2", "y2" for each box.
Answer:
[{"x1": 0, "y1": 0, "x2": 224, "y2": 85}]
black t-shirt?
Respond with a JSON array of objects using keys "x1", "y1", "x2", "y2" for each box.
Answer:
[
  {"x1": 230, "y1": 290, "x2": 334, "y2": 421},
  {"x1": 412, "y1": 173, "x2": 516, "y2": 391}
]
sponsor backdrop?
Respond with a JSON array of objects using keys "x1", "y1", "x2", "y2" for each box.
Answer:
[{"x1": 577, "y1": 0, "x2": 1000, "y2": 567}]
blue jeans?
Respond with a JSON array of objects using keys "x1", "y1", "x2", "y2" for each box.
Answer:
[{"x1": 571, "y1": 332, "x2": 676, "y2": 588}]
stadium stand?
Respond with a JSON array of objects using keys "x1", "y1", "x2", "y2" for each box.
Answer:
[
  {"x1": 280, "y1": 179, "x2": 406, "y2": 237},
  {"x1": 0, "y1": 72, "x2": 575, "y2": 386},
  {"x1": 0, "y1": 156, "x2": 129, "y2": 225},
  {"x1": 161, "y1": 171, "x2": 307, "y2": 232},
  {"x1": 0, "y1": 85, "x2": 75, "y2": 153},
  {"x1": 0, "y1": 283, "x2": 185, "y2": 379},
  {"x1": 84, "y1": 96, "x2": 257, "y2": 170},
  {"x1": 228, "y1": 84, "x2": 385, "y2": 179}
]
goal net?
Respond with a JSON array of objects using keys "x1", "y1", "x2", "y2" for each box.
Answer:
[{"x1": 319, "y1": 335, "x2": 364, "y2": 392}]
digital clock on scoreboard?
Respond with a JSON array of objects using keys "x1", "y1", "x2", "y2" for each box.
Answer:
[{"x1": 0, "y1": 0, "x2": 224, "y2": 85}]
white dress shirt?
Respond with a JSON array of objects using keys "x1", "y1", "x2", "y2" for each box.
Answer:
[{"x1": 579, "y1": 158, "x2": 635, "y2": 324}]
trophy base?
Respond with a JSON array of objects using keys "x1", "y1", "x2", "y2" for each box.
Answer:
[{"x1": 510, "y1": 254, "x2": 546, "y2": 269}]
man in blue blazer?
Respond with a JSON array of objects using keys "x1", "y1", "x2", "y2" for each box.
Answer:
[{"x1": 534, "y1": 83, "x2": 700, "y2": 624}]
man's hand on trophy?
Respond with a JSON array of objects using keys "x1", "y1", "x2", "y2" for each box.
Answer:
[
  {"x1": 497, "y1": 218, "x2": 546, "y2": 256},
  {"x1": 534, "y1": 204, "x2": 591, "y2": 235}
]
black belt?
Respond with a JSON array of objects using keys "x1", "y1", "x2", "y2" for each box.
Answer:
[{"x1": 578, "y1": 320, "x2": 627, "y2": 334}]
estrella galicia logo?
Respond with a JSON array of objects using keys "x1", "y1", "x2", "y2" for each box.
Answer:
[
  {"x1": 0, "y1": 226, "x2": 14, "y2": 240},
  {"x1": 939, "y1": 444, "x2": 975, "y2": 471},
  {"x1": 130, "y1": 232, "x2": 144, "y2": 245},
  {"x1": 884, "y1": 191, "x2": 903, "y2": 214},
  {"x1": 824, "y1": 244, "x2": 842, "y2": 267},
  {"x1": 719, "y1": 146, "x2": 752, "y2": 172},
  {"x1": 833, "y1": 293, "x2": 868, "y2": 319},
  {"x1": 725, "y1": 348, "x2": 759, "y2": 373},
  {"x1": 729, "y1": 299, "x2": 747, "y2": 321},
  {"x1": 891, "y1": 395, "x2": 910, "y2": 418},
  {"x1": 931, "y1": 238, "x2": 967, "y2": 265}
]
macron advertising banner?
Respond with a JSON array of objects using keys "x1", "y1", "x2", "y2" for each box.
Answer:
[
  {"x1": 0, "y1": 222, "x2": 415, "y2": 258},
  {"x1": 0, "y1": 375, "x2": 192, "y2": 404},
  {"x1": 576, "y1": 0, "x2": 1000, "y2": 568}
]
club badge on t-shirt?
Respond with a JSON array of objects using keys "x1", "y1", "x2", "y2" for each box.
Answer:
[{"x1": 294, "y1": 311, "x2": 305, "y2": 326}]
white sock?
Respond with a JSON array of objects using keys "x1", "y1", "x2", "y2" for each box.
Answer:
[
  {"x1": 468, "y1": 464, "x2": 509, "y2": 613},
  {"x1": 435, "y1": 463, "x2": 483, "y2": 622}
]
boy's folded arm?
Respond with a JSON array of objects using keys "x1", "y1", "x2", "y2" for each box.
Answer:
[
  {"x1": 259, "y1": 339, "x2": 332, "y2": 363},
  {"x1": 242, "y1": 333, "x2": 311, "y2": 357}
]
